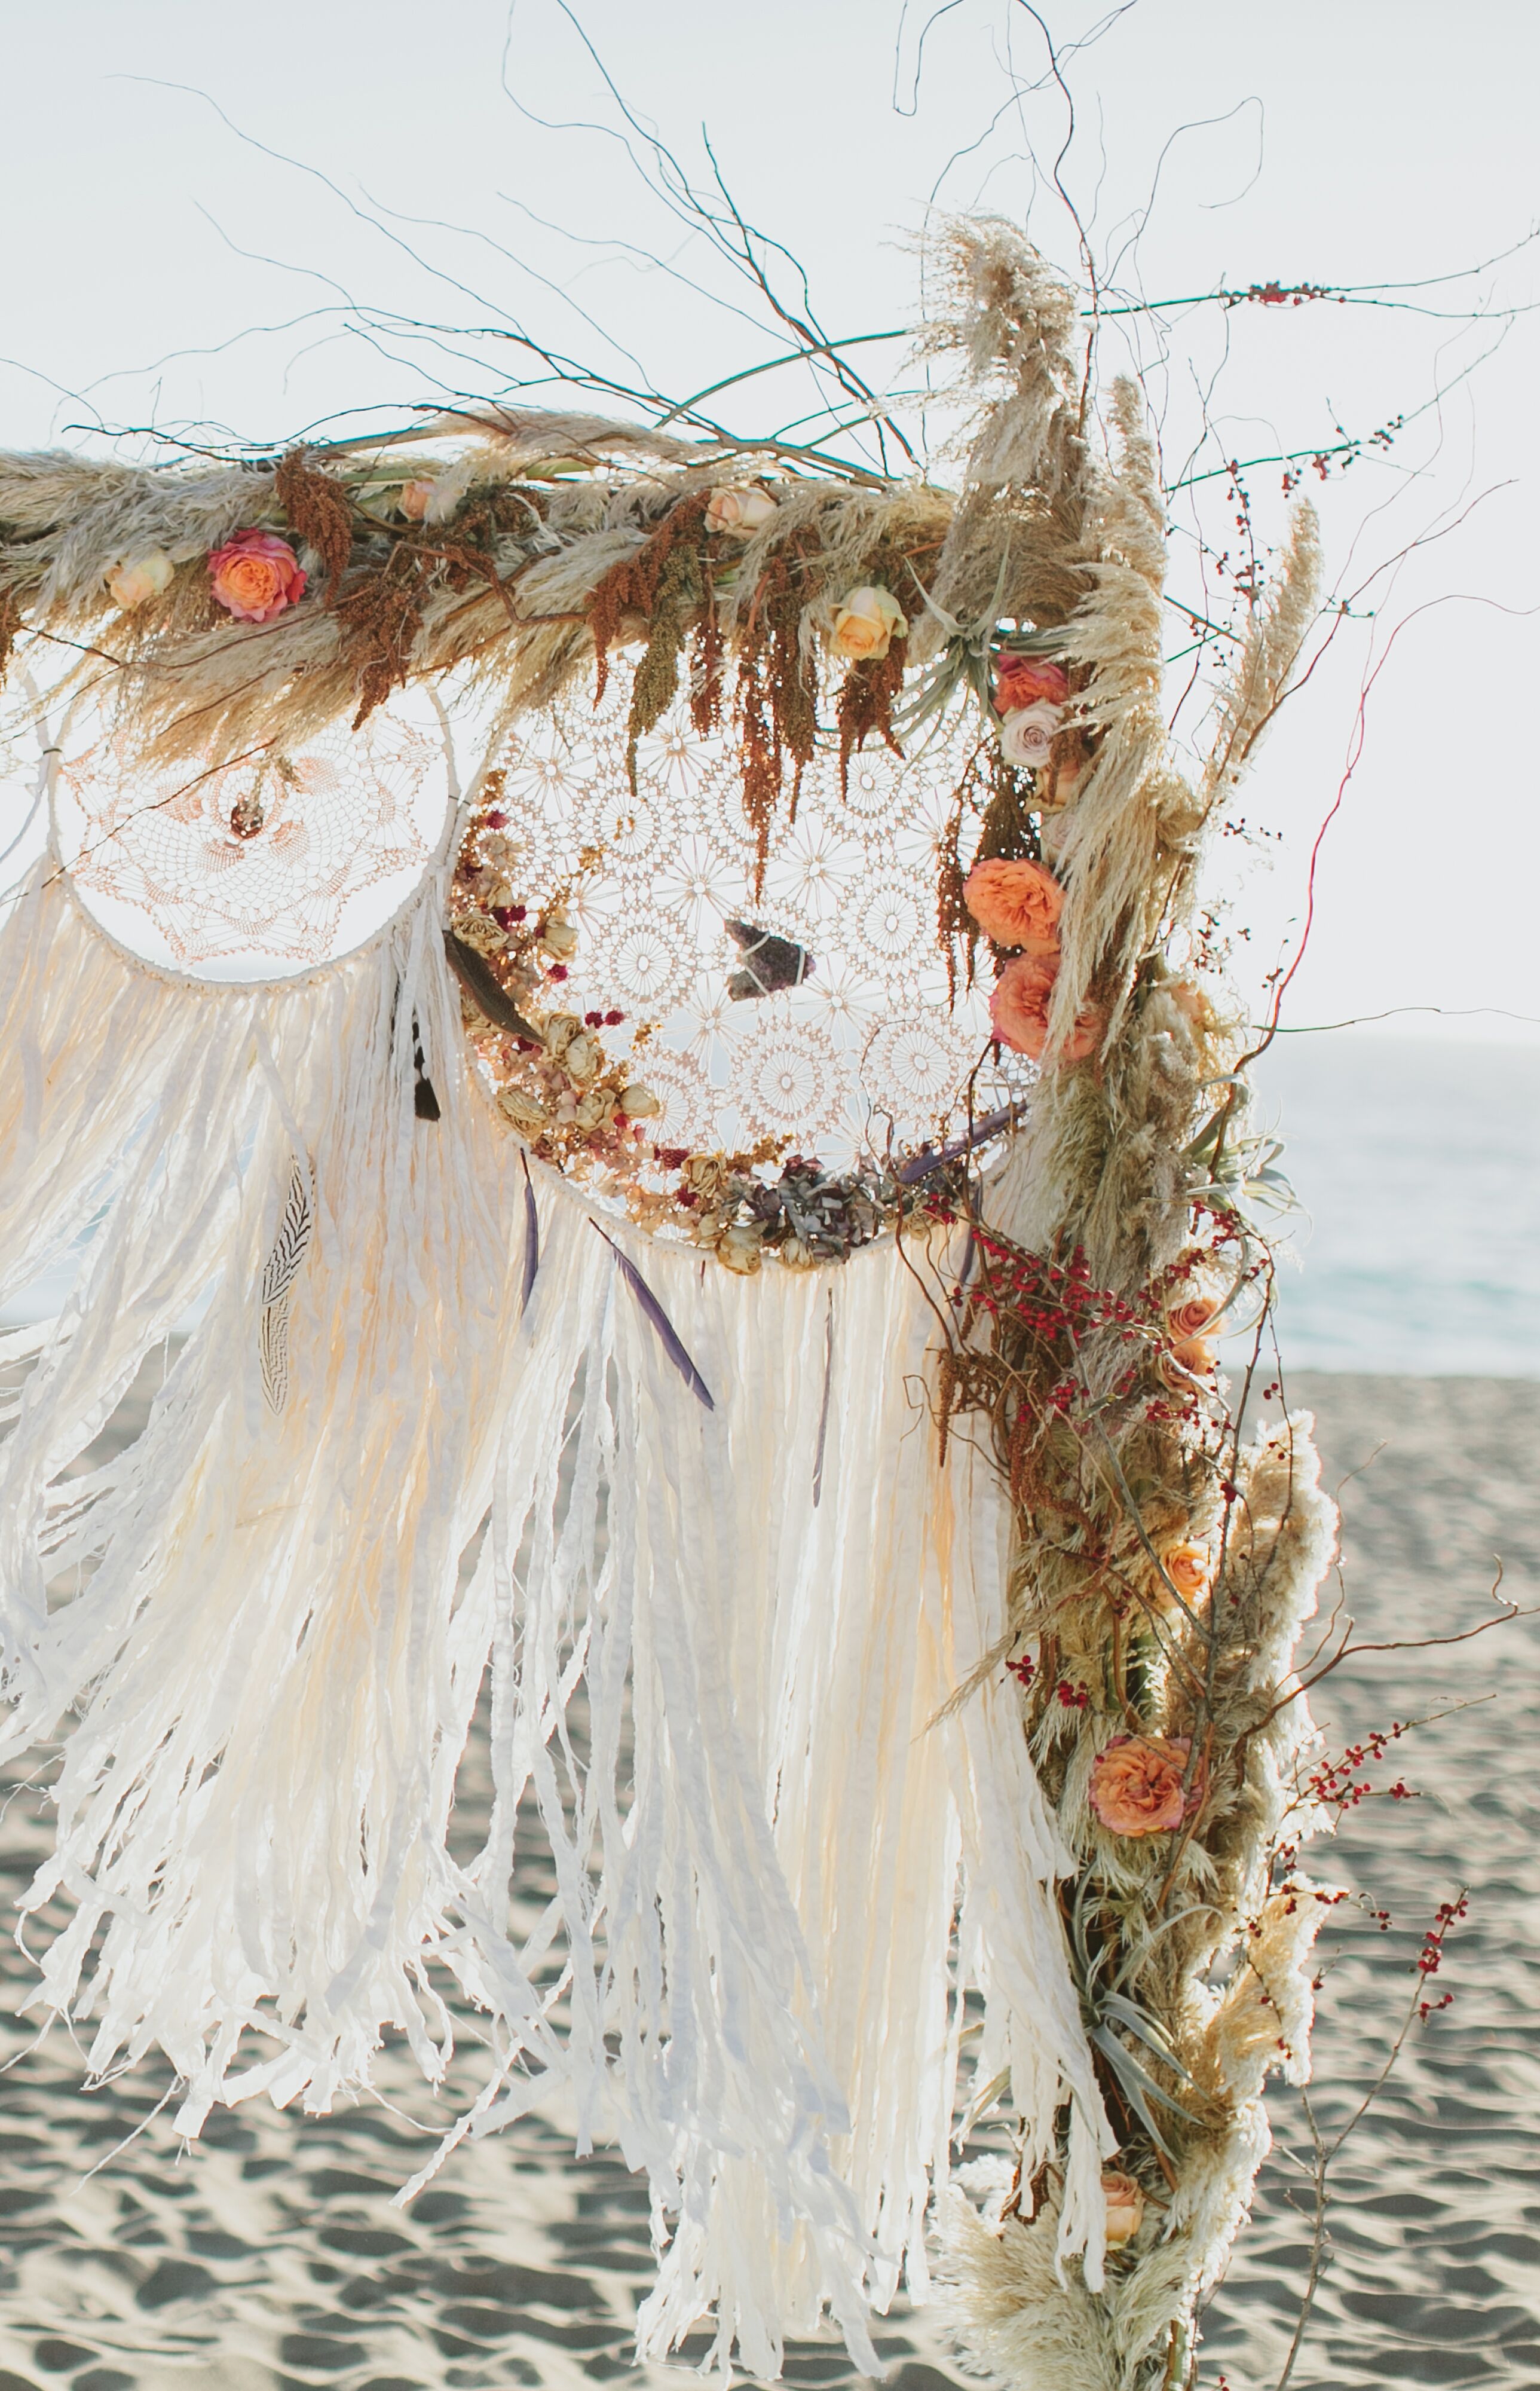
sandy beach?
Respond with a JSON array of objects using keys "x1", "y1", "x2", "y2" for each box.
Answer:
[{"x1": 0, "y1": 1372, "x2": 1535, "y2": 2391}]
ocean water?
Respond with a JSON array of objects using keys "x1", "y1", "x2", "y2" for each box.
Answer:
[{"x1": 1250, "y1": 1036, "x2": 1540, "y2": 1380}]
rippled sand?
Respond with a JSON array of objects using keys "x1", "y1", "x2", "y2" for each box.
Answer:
[{"x1": 1, "y1": 1374, "x2": 1535, "y2": 2390}]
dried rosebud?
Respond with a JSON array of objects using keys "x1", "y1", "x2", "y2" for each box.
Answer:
[
  {"x1": 562, "y1": 1031, "x2": 601, "y2": 1085},
  {"x1": 618, "y1": 1084, "x2": 663, "y2": 1119},
  {"x1": 573, "y1": 1086, "x2": 617, "y2": 1131},
  {"x1": 496, "y1": 1086, "x2": 548, "y2": 1135},
  {"x1": 540, "y1": 915, "x2": 578, "y2": 959},
  {"x1": 715, "y1": 1224, "x2": 763, "y2": 1276}
]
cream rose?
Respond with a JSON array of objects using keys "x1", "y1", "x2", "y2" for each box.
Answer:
[
  {"x1": 831, "y1": 585, "x2": 907, "y2": 661},
  {"x1": 705, "y1": 486, "x2": 778, "y2": 536},
  {"x1": 1102, "y1": 2169, "x2": 1146, "y2": 2245},
  {"x1": 999, "y1": 699, "x2": 1062, "y2": 771},
  {"x1": 105, "y1": 549, "x2": 174, "y2": 610}
]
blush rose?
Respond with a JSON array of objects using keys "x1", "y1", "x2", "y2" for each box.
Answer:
[
  {"x1": 209, "y1": 530, "x2": 307, "y2": 623},
  {"x1": 963, "y1": 857, "x2": 1064, "y2": 952},
  {"x1": 1089, "y1": 1733, "x2": 1204, "y2": 1837},
  {"x1": 999, "y1": 699, "x2": 1062, "y2": 772},
  {"x1": 705, "y1": 485, "x2": 778, "y2": 536}
]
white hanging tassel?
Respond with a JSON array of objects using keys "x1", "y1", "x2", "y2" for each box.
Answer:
[{"x1": 0, "y1": 865, "x2": 1108, "y2": 2374}]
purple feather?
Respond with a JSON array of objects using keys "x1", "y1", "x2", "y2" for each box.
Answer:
[
  {"x1": 520, "y1": 1151, "x2": 540, "y2": 1316},
  {"x1": 590, "y1": 1225, "x2": 715, "y2": 1411},
  {"x1": 895, "y1": 1103, "x2": 1019, "y2": 1185}
]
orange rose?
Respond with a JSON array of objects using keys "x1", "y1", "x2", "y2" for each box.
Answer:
[
  {"x1": 1089, "y1": 1733, "x2": 1204, "y2": 1837},
  {"x1": 399, "y1": 479, "x2": 437, "y2": 521},
  {"x1": 208, "y1": 530, "x2": 307, "y2": 623},
  {"x1": 1159, "y1": 1542, "x2": 1212, "y2": 1604},
  {"x1": 1158, "y1": 1338, "x2": 1218, "y2": 1390},
  {"x1": 963, "y1": 857, "x2": 1064, "y2": 952},
  {"x1": 995, "y1": 654, "x2": 1068, "y2": 713},
  {"x1": 1102, "y1": 2169, "x2": 1146, "y2": 2245},
  {"x1": 989, "y1": 952, "x2": 1105, "y2": 1065},
  {"x1": 1166, "y1": 1294, "x2": 1218, "y2": 1344},
  {"x1": 831, "y1": 585, "x2": 907, "y2": 661}
]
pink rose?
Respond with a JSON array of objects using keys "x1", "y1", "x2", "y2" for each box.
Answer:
[
  {"x1": 995, "y1": 654, "x2": 1068, "y2": 714},
  {"x1": 999, "y1": 699, "x2": 1063, "y2": 770},
  {"x1": 209, "y1": 530, "x2": 307, "y2": 624},
  {"x1": 963, "y1": 857, "x2": 1064, "y2": 952},
  {"x1": 989, "y1": 952, "x2": 1105, "y2": 1065},
  {"x1": 399, "y1": 479, "x2": 437, "y2": 522},
  {"x1": 1089, "y1": 1734, "x2": 1204, "y2": 1837}
]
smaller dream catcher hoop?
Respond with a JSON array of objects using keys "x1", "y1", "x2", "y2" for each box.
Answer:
[{"x1": 52, "y1": 701, "x2": 451, "y2": 982}]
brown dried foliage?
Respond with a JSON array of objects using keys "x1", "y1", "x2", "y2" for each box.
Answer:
[
  {"x1": 274, "y1": 449, "x2": 356, "y2": 606},
  {"x1": 586, "y1": 491, "x2": 713, "y2": 708},
  {"x1": 835, "y1": 635, "x2": 907, "y2": 793},
  {"x1": 0, "y1": 585, "x2": 20, "y2": 683},
  {"x1": 734, "y1": 531, "x2": 822, "y2": 887},
  {"x1": 334, "y1": 545, "x2": 434, "y2": 730}
]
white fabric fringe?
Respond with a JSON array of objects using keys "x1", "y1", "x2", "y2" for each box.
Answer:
[{"x1": 0, "y1": 864, "x2": 1109, "y2": 2375}]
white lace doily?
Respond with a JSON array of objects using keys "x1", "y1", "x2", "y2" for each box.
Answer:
[
  {"x1": 52, "y1": 701, "x2": 452, "y2": 982},
  {"x1": 493, "y1": 671, "x2": 1031, "y2": 1173}
]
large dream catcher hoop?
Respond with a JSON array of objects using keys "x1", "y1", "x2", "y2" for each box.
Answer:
[{"x1": 0, "y1": 227, "x2": 1337, "y2": 2391}]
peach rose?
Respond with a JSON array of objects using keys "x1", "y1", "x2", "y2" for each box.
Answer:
[
  {"x1": 105, "y1": 549, "x2": 174, "y2": 610},
  {"x1": 1158, "y1": 1339, "x2": 1218, "y2": 1391},
  {"x1": 963, "y1": 857, "x2": 1064, "y2": 952},
  {"x1": 995, "y1": 653, "x2": 1068, "y2": 714},
  {"x1": 989, "y1": 952, "x2": 1105, "y2": 1065},
  {"x1": 1159, "y1": 1542, "x2": 1212, "y2": 1604},
  {"x1": 1102, "y1": 2169, "x2": 1146, "y2": 2246},
  {"x1": 705, "y1": 485, "x2": 778, "y2": 536},
  {"x1": 1167, "y1": 1292, "x2": 1219, "y2": 1344},
  {"x1": 1089, "y1": 1733, "x2": 1204, "y2": 1837},
  {"x1": 399, "y1": 479, "x2": 437, "y2": 521},
  {"x1": 831, "y1": 585, "x2": 907, "y2": 661},
  {"x1": 999, "y1": 699, "x2": 1062, "y2": 771},
  {"x1": 208, "y1": 530, "x2": 307, "y2": 623}
]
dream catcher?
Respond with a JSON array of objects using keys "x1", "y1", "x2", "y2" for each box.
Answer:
[{"x1": 0, "y1": 227, "x2": 1336, "y2": 2391}]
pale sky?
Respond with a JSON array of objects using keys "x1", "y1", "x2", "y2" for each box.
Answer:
[{"x1": 2, "y1": 0, "x2": 1536, "y2": 1043}]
